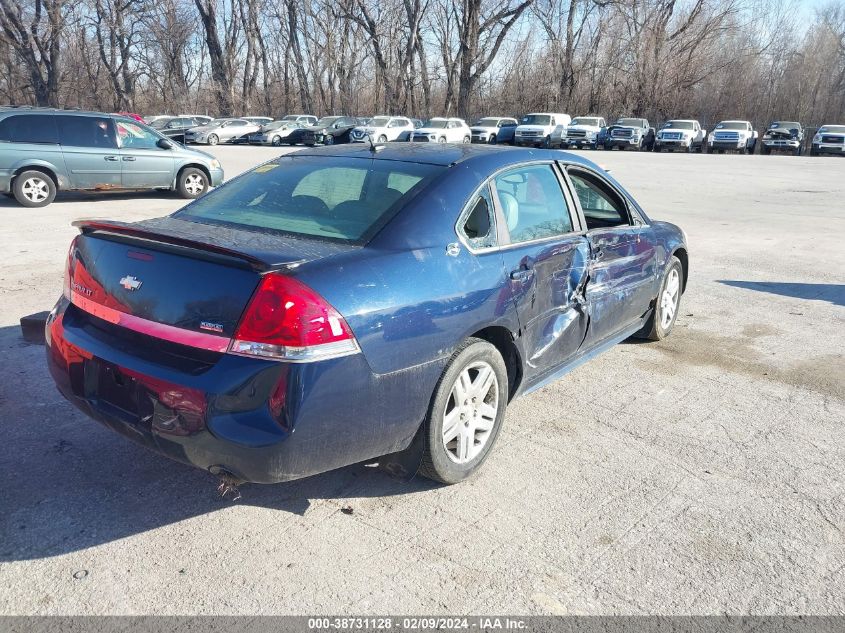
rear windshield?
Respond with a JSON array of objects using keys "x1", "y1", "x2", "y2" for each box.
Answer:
[{"x1": 176, "y1": 156, "x2": 444, "y2": 243}]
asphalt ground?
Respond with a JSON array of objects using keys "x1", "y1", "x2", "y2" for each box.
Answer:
[{"x1": 0, "y1": 145, "x2": 842, "y2": 615}]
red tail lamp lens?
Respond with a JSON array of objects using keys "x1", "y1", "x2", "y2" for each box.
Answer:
[{"x1": 231, "y1": 273, "x2": 358, "y2": 361}]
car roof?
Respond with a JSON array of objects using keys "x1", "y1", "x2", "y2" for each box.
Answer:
[{"x1": 290, "y1": 142, "x2": 606, "y2": 169}]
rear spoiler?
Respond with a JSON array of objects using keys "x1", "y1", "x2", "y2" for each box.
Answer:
[{"x1": 72, "y1": 220, "x2": 271, "y2": 272}]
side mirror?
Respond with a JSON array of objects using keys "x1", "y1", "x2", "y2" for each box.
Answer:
[{"x1": 157, "y1": 138, "x2": 174, "y2": 150}]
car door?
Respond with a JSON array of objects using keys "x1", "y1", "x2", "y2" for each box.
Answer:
[
  {"x1": 114, "y1": 119, "x2": 175, "y2": 189},
  {"x1": 55, "y1": 115, "x2": 122, "y2": 190},
  {"x1": 564, "y1": 165, "x2": 659, "y2": 346},
  {"x1": 491, "y1": 162, "x2": 591, "y2": 382}
]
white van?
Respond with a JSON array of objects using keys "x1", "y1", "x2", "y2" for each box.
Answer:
[{"x1": 514, "y1": 113, "x2": 571, "y2": 147}]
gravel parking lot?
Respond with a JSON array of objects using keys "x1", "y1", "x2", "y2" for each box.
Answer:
[{"x1": 0, "y1": 146, "x2": 842, "y2": 615}]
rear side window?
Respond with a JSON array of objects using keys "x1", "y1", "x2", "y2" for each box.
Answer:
[
  {"x1": 459, "y1": 186, "x2": 496, "y2": 249},
  {"x1": 176, "y1": 156, "x2": 444, "y2": 242},
  {"x1": 493, "y1": 164, "x2": 573, "y2": 243},
  {"x1": 56, "y1": 115, "x2": 117, "y2": 149},
  {"x1": 0, "y1": 114, "x2": 58, "y2": 144}
]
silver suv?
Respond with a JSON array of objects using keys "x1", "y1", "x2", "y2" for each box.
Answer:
[{"x1": 0, "y1": 108, "x2": 224, "y2": 208}]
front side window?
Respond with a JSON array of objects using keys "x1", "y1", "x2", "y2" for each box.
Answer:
[
  {"x1": 176, "y1": 156, "x2": 444, "y2": 242},
  {"x1": 56, "y1": 115, "x2": 117, "y2": 149},
  {"x1": 568, "y1": 169, "x2": 629, "y2": 229},
  {"x1": 116, "y1": 120, "x2": 161, "y2": 150},
  {"x1": 0, "y1": 114, "x2": 58, "y2": 144},
  {"x1": 493, "y1": 164, "x2": 572, "y2": 244}
]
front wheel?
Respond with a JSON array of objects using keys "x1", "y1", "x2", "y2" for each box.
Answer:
[
  {"x1": 271, "y1": 135, "x2": 282, "y2": 146},
  {"x1": 377, "y1": 134, "x2": 387, "y2": 143},
  {"x1": 176, "y1": 167, "x2": 209, "y2": 199},
  {"x1": 463, "y1": 135, "x2": 471, "y2": 144},
  {"x1": 207, "y1": 134, "x2": 219, "y2": 146},
  {"x1": 419, "y1": 338, "x2": 508, "y2": 485},
  {"x1": 324, "y1": 135, "x2": 334, "y2": 145},
  {"x1": 438, "y1": 136, "x2": 447, "y2": 143},
  {"x1": 636, "y1": 256, "x2": 683, "y2": 341},
  {"x1": 488, "y1": 134, "x2": 497, "y2": 144}
]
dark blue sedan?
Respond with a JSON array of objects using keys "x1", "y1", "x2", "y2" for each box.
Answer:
[{"x1": 46, "y1": 144, "x2": 688, "y2": 486}]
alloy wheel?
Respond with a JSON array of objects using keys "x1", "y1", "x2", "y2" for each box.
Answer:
[
  {"x1": 660, "y1": 268, "x2": 681, "y2": 329},
  {"x1": 21, "y1": 177, "x2": 49, "y2": 203},
  {"x1": 441, "y1": 361, "x2": 499, "y2": 464},
  {"x1": 184, "y1": 173, "x2": 206, "y2": 196}
]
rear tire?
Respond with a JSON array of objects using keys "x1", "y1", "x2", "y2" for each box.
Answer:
[
  {"x1": 419, "y1": 338, "x2": 508, "y2": 485},
  {"x1": 176, "y1": 167, "x2": 209, "y2": 199},
  {"x1": 636, "y1": 256, "x2": 683, "y2": 341},
  {"x1": 13, "y1": 170, "x2": 56, "y2": 208}
]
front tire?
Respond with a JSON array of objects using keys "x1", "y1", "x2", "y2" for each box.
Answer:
[
  {"x1": 419, "y1": 338, "x2": 508, "y2": 485},
  {"x1": 176, "y1": 167, "x2": 209, "y2": 199},
  {"x1": 13, "y1": 170, "x2": 56, "y2": 208},
  {"x1": 377, "y1": 134, "x2": 387, "y2": 143},
  {"x1": 207, "y1": 134, "x2": 219, "y2": 146},
  {"x1": 488, "y1": 134, "x2": 497, "y2": 144},
  {"x1": 637, "y1": 256, "x2": 683, "y2": 341},
  {"x1": 271, "y1": 135, "x2": 282, "y2": 146}
]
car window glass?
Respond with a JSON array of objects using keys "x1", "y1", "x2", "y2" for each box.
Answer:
[
  {"x1": 56, "y1": 115, "x2": 117, "y2": 149},
  {"x1": 177, "y1": 157, "x2": 444, "y2": 242},
  {"x1": 568, "y1": 170, "x2": 629, "y2": 229},
  {"x1": 493, "y1": 165, "x2": 572, "y2": 243},
  {"x1": 461, "y1": 186, "x2": 496, "y2": 249},
  {"x1": 0, "y1": 114, "x2": 59, "y2": 144},
  {"x1": 116, "y1": 121, "x2": 160, "y2": 150},
  {"x1": 293, "y1": 167, "x2": 366, "y2": 210},
  {"x1": 387, "y1": 171, "x2": 423, "y2": 194}
]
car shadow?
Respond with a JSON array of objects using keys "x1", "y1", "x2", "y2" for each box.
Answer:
[
  {"x1": 0, "y1": 189, "x2": 182, "y2": 208},
  {"x1": 717, "y1": 280, "x2": 845, "y2": 307},
  {"x1": 0, "y1": 324, "x2": 435, "y2": 563}
]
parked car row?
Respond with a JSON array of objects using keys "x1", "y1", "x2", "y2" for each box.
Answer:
[{"x1": 141, "y1": 107, "x2": 842, "y2": 157}]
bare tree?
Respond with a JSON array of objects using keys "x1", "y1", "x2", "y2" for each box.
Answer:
[{"x1": 0, "y1": 0, "x2": 65, "y2": 106}]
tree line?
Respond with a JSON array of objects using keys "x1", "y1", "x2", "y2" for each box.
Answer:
[{"x1": 1, "y1": 0, "x2": 844, "y2": 129}]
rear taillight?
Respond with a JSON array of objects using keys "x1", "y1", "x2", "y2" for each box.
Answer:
[
  {"x1": 62, "y1": 237, "x2": 78, "y2": 300},
  {"x1": 230, "y1": 273, "x2": 359, "y2": 362}
]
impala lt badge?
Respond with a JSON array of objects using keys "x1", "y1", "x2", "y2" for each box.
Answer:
[{"x1": 120, "y1": 275, "x2": 143, "y2": 291}]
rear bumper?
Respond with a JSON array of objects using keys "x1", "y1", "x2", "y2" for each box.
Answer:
[{"x1": 46, "y1": 299, "x2": 428, "y2": 483}]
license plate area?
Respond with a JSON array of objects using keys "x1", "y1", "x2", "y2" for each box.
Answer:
[{"x1": 83, "y1": 359, "x2": 152, "y2": 427}]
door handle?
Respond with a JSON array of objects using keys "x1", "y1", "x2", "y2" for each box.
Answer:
[
  {"x1": 122, "y1": 156, "x2": 136, "y2": 162},
  {"x1": 104, "y1": 155, "x2": 119, "y2": 161},
  {"x1": 510, "y1": 269, "x2": 534, "y2": 282}
]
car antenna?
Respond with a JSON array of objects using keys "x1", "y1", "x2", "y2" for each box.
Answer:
[{"x1": 367, "y1": 133, "x2": 384, "y2": 153}]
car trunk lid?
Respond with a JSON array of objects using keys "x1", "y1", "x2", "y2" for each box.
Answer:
[{"x1": 68, "y1": 218, "x2": 359, "y2": 345}]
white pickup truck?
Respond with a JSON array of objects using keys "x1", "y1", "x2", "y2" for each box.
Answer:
[
  {"x1": 708, "y1": 120, "x2": 758, "y2": 154},
  {"x1": 552, "y1": 116, "x2": 606, "y2": 149},
  {"x1": 655, "y1": 120, "x2": 706, "y2": 152},
  {"x1": 514, "y1": 113, "x2": 571, "y2": 148}
]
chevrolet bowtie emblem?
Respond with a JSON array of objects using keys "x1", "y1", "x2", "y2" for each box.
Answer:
[{"x1": 120, "y1": 275, "x2": 143, "y2": 291}]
